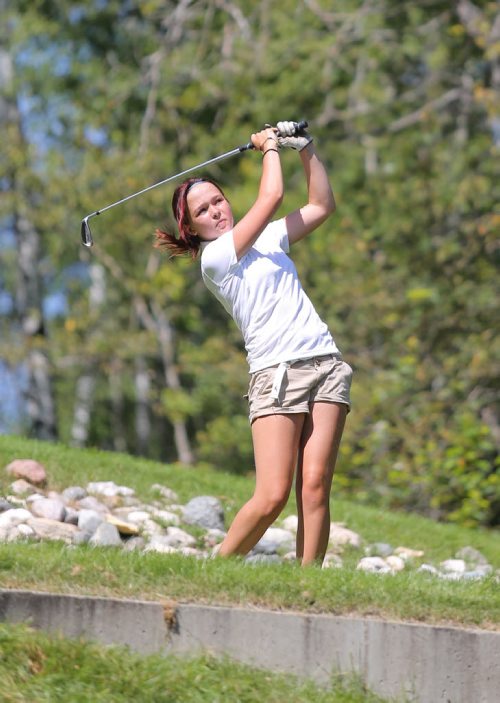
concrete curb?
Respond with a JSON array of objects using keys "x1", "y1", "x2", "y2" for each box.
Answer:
[{"x1": 1, "y1": 588, "x2": 498, "y2": 702}]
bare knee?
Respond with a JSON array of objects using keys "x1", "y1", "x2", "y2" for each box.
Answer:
[
  {"x1": 254, "y1": 486, "x2": 290, "y2": 520},
  {"x1": 301, "y1": 472, "x2": 331, "y2": 512}
]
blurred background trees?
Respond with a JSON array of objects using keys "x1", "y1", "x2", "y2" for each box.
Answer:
[{"x1": 1, "y1": 0, "x2": 498, "y2": 526}]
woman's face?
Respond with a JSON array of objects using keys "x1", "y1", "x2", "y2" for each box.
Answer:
[{"x1": 186, "y1": 182, "x2": 233, "y2": 241}]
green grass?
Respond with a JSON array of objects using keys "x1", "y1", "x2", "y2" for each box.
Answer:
[
  {"x1": 0, "y1": 622, "x2": 391, "y2": 703},
  {"x1": 1, "y1": 435, "x2": 499, "y2": 630}
]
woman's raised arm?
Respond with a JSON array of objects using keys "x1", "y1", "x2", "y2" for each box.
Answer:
[
  {"x1": 279, "y1": 123, "x2": 336, "y2": 245},
  {"x1": 232, "y1": 128, "x2": 284, "y2": 260}
]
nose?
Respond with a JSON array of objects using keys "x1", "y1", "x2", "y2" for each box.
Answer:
[{"x1": 210, "y1": 206, "x2": 220, "y2": 219}]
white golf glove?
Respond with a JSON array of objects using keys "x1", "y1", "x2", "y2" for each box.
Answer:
[{"x1": 276, "y1": 120, "x2": 313, "y2": 151}]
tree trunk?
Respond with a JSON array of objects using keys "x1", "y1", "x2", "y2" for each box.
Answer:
[
  {"x1": 2, "y1": 38, "x2": 58, "y2": 440},
  {"x1": 109, "y1": 358, "x2": 127, "y2": 453},
  {"x1": 134, "y1": 356, "x2": 151, "y2": 455},
  {"x1": 70, "y1": 262, "x2": 106, "y2": 446},
  {"x1": 70, "y1": 372, "x2": 96, "y2": 447}
]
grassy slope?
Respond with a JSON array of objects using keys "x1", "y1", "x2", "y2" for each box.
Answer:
[
  {"x1": 0, "y1": 435, "x2": 499, "y2": 630},
  {"x1": 0, "y1": 622, "x2": 389, "y2": 703}
]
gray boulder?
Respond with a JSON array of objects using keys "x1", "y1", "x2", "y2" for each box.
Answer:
[
  {"x1": 89, "y1": 522, "x2": 122, "y2": 547},
  {"x1": 0, "y1": 498, "x2": 15, "y2": 513},
  {"x1": 62, "y1": 486, "x2": 87, "y2": 502},
  {"x1": 183, "y1": 496, "x2": 225, "y2": 531},
  {"x1": 78, "y1": 509, "x2": 104, "y2": 534},
  {"x1": 31, "y1": 497, "x2": 66, "y2": 522}
]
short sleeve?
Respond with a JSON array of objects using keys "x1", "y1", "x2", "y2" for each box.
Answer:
[
  {"x1": 263, "y1": 218, "x2": 289, "y2": 253},
  {"x1": 200, "y1": 231, "x2": 237, "y2": 284}
]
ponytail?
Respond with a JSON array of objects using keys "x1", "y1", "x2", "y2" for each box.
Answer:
[
  {"x1": 154, "y1": 177, "x2": 226, "y2": 259},
  {"x1": 153, "y1": 228, "x2": 200, "y2": 259}
]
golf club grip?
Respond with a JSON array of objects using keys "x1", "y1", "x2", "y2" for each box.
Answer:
[{"x1": 240, "y1": 120, "x2": 309, "y2": 151}]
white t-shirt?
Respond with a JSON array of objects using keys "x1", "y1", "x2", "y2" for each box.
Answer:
[{"x1": 200, "y1": 219, "x2": 339, "y2": 373}]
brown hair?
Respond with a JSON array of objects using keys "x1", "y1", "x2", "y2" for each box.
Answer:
[{"x1": 154, "y1": 177, "x2": 227, "y2": 259}]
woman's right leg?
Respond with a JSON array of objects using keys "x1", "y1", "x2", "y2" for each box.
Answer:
[{"x1": 218, "y1": 412, "x2": 305, "y2": 556}]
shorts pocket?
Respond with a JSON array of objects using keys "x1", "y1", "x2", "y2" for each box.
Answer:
[{"x1": 248, "y1": 369, "x2": 274, "y2": 400}]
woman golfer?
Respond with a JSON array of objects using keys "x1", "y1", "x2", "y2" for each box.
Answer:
[{"x1": 155, "y1": 121, "x2": 352, "y2": 565}]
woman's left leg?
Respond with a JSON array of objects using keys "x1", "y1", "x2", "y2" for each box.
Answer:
[{"x1": 296, "y1": 402, "x2": 347, "y2": 565}]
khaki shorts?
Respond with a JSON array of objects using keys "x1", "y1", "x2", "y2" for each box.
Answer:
[{"x1": 247, "y1": 353, "x2": 353, "y2": 424}]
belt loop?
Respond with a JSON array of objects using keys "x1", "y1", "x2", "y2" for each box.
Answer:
[{"x1": 270, "y1": 362, "x2": 289, "y2": 401}]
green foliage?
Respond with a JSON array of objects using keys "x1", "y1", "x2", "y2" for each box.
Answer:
[{"x1": 1, "y1": 1, "x2": 498, "y2": 525}]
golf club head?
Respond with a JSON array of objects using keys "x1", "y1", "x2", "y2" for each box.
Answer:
[{"x1": 81, "y1": 218, "x2": 93, "y2": 247}]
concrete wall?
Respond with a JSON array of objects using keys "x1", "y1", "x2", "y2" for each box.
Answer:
[{"x1": 1, "y1": 589, "x2": 498, "y2": 702}]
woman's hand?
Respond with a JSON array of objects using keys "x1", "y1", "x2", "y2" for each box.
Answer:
[
  {"x1": 276, "y1": 121, "x2": 313, "y2": 151},
  {"x1": 251, "y1": 127, "x2": 279, "y2": 153}
]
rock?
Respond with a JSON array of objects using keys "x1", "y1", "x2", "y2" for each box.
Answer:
[
  {"x1": 141, "y1": 519, "x2": 163, "y2": 536},
  {"x1": 86, "y1": 481, "x2": 134, "y2": 498},
  {"x1": 27, "y1": 517, "x2": 78, "y2": 543},
  {"x1": 150, "y1": 508, "x2": 180, "y2": 526},
  {"x1": 0, "y1": 498, "x2": 14, "y2": 513},
  {"x1": 254, "y1": 527, "x2": 295, "y2": 555},
  {"x1": 30, "y1": 497, "x2": 66, "y2": 522},
  {"x1": 282, "y1": 515, "x2": 298, "y2": 532},
  {"x1": 73, "y1": 531, "x2": 92, "y2": 545},
  {"x1": 283, "y1": 551, "x2": 297, "y2": 561},
  {"x1": 386, "y1": 555, "x2": 405, "y2": 572},
  {"x1": 455, "y1": 546, "x2": 489, "y2": 567},
  {"x1": 357, "y1": 556, "x2": 392, "y2": 574},
  {"x1": 63, "y1": 507, "x2": 79, "y2": 525},
  {"x1": 365, "y1": 542, "x2": 393, "y2": 558},
  {"x1": 162, "y1": 527, "x2": 197, "y2": 549},
  {"x1": 78, "y1": 496, "x2": 109, "y2": 513},
  {"x1": 0, "y1": 508, "x2": 32, "y2": 528},
  {"x1": 329, "y1": 523, "x2": 362, "y2": 549},
  {"x1": 461, "y1": 569, "x2": 491, "y2": 581},
  {"x1": 78, "y1": 509, "x2": 104, "y2": 534},
  {"x1": 145, "y1": 536, "x2": 179, "y2": 554},
  {"x1": 183, "y1": 496, "x2": 225, "y2": 531},
  {"x1": 439, "y1": 572, "x2": 463, "y2": 582},
  {"x1": 5, "y1": 459, "x2": 47, "y2": 486},
  {"x1": 322, "y1": 553, "x2": 343, "y2": 569},
  {"x1": 440, "y1": 559, "x2": 467, "y2": 574},
  {"x1": 101, "y1": 495, "x2": 122, "y2": 510},
  {"x1": 126, "y1": 510, "x2": 151, "y2": 524},
  {"x1": 263, "y1": 527, "x2": 295, "y2": 548},
  {"x1": 203, "y1": 528, "x2": 227, "y2": 548},
  {"x1": 251, "y1": 539, "x2": 278, "y2": 556},
  {"x1": 178, "y1": 547, "x2": 202, "y2": 557},
  {"x1": 121, "y1": 496, "x2": 141, "y2": 507},
  {"x1": 474, "y1": 564, "x2": 493, "y2": 576},
  {"x1": 106, "y1": 514, "x2": 139, "y2": 536},
  {"x1": 9, "y1": 479, "x2": 38, "y2": 496},
  {"x1": 5, "y1": 496, "x2": 26, "y2": 508},
  {"x1": 26, "y1": 493, "x2": 44, "y2": 504},
  {"x1": 151, "y1": 484, "x2": 179, "y2": 502},
  {"x1": 0, "y1": 525, "x2": 21, "y2": 543},
  {"x1": 17, "y1": 524, "x2": 35, "y2": 538},
  {"x1": 394, "y1": 546, "x2": 424, "y2": 560},
  {"x1": 417, "y1": 564, "x2": 439, "y2": 576},
  {"x1": 123, "y1": 536, "x2": 146, "y2": 552},
  {"x1": 62, "y1": 486, "x2": 87, "y2": 502},
  {"x1": 89, "y1": 522, "x2": 122, "y2": 547}
]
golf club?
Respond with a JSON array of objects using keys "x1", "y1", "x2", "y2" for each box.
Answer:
[{"x1": 80, "y1": 120, "x2": 308, "y2": 247}]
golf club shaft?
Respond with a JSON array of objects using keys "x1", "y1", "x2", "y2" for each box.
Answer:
[
  {"x1": 81, "y1": 120, "x2": 308, "y2": 247},
  {"x1": 85, "y1": 145, "x2": 248, "y2": 220}
]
